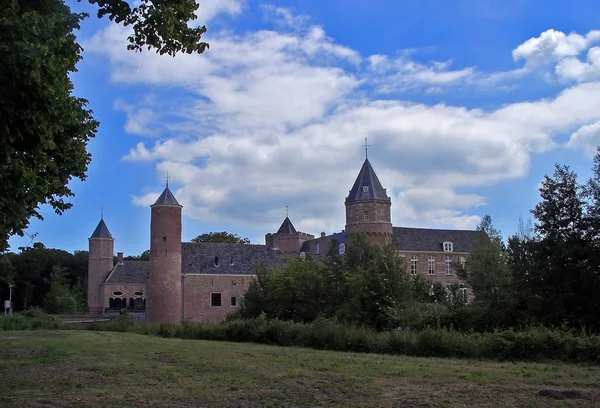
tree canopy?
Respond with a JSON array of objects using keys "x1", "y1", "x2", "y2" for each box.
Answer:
[
  {"x1": 0, "y1": 0, "x2": 208, "y2": 252},
  {"x1": 192, "y1": 232, "x2": 251, "y2": 245}
]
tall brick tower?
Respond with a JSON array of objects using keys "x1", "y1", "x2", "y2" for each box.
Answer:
[
  {"x1": 147, "y1": 182, "x2": 183, "y2": 324},
  {"x1": 345, "y1": 143, "x2": 393, "y2": 246},
  {"x1": 87, "y1": 217, "x2": 114, "y2": 315}
]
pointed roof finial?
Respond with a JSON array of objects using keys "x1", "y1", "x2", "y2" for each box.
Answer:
[
  {"x1": 165, "y1": 172, "x2": 171, "y2": 188},
  {"x1": 363, "y1": 137, "x2": 371, "y2": 159},
  {"x1": 286, "y1": 205, "x2": 289, "y2": 218},
  {"x1": 100, "y1": 205, "x2": 104, "y2": 220}
]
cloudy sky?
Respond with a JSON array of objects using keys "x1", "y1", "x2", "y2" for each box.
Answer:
[{"x1": 9, "y1": 0, "x2": 600, "y2": 255}]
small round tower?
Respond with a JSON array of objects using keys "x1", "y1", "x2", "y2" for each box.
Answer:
[
  {"x1": 344, "y1": 151, "x2": 393, "y2": 246},
  {"x1": 87, "y1": 217, "x2": 114, "y2": 315},
  {"x1": 147, "y1": 183, "x2": 183, "y2": 324}
]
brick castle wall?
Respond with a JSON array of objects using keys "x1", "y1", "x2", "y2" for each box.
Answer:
[
  {"x1": 183, "y1": 274, "x2": 254, "y2": 322},
  {"x1": 147, "y1": 205, "x2": 182, "y2": 324},
  {"x1": 345, "y1": 200, "x2": 393, "y2": 245},
  {"x1": 87, "y1": 238, "x2": 114, "y2": 314}
]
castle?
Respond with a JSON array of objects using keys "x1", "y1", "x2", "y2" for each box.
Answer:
[{"x1": 87, "y1": 154, "x2": 479, "y2": 323}]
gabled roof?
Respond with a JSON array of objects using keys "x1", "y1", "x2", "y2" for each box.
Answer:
[
  {"x1": 277, "y1": 216, "x2": 297, "y2": 234},
  {"x1": 90, "y1": 218, "x2": 112, "y2": 239},
  {"x1": 345, "y1": 159, "x2": 390, "y2": 203},
  {"x1": 153, "y1": 186, "x2": 181, "y2": 206},
  {"x1": 392, "y1": 227, "x2": 482, "y2": 252},
  {"x1": 182, "y1": 242, "x2": 286, "y2": 275},
  {"x1": 105, "y1": 261, "x2": 149, "y2": 284}
]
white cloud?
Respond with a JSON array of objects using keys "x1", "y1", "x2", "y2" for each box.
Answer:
[
  {"x1": 556, "y1": 47, "x2": 600, "y2": 82},
  {"x1": 193, "y1": 0, "x2": 245, "y2": 23},
  {"x1": 512, "y1": 29, "x2": 600, "y2": 65},
  {"x1": 567, "y1": 121, "x2": 600, "y2": 157},
  {"x1": 84, "y1": 9, "x2": 600, "y2": 235}
]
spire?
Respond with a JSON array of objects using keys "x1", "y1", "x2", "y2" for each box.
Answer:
[
  {"x1": 345, "y1": 158, "x2": 390, "y2": 203},
  {"x1": 153, "y1": 186, "x2": 181, "y2": 206},
  {"x1": 277, "y1": 216, "x2": 297, "y2": 234},
  {"x1": 90, "y1": 218, "x2": 112, "y2": 239}
]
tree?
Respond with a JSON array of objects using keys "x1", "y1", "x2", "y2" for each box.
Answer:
[
  {"x1": 192, "y1": 232, "x2": 251, "y2": 245},
  {"x1": 124, "y1": 249, "x2": 150, "y2": 261},
  {"x1": 0, "y1": 0, "x2": 208, "y2": 252}
]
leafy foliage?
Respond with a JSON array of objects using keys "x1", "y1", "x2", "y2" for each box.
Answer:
[
  {"x1": 192, "y1": 231, "x2": 251, "y2": 245},
  {"x1": 1, "y1": 0, "x2": 208, "y2": 252}
]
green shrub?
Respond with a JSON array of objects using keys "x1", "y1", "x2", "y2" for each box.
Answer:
[{"x1": 0, "y1": 308, "x2": 64, "y2": 330}]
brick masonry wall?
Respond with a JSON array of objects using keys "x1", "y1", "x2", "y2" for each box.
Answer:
[
  {"x1": 183, "y1": 274, "x2": 255, "y2": 322},
  {"x1": 268, "y1": 232, "x2": 314, "y2": 253},
  {"x1": 345, "y1": 201, "x2": 393, "y2": 246},
  {"x1": 102, "y1": 283, "x2": 146, "y2": 306},
  {"x1": 400, "y1": 251, "x2": 469, "y2": 285},
  {"x1": 87, "y1": 238, "x2": 114, "y2": 314},
  {"x1": 148, "y1": 205, "x2": 182, "y2": 324}
]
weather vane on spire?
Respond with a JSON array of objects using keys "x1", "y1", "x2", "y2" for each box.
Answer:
[
  {"x1": 165, "y1": 172, "x2": 171, "y2": 188},
  {"x1": 363, "y1": 137, "x2": 371, "y2": 159}
]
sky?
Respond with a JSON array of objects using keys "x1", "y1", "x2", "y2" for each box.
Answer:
[{"x1": 8, "y1": 0, "x2": 600, "y2": 256}]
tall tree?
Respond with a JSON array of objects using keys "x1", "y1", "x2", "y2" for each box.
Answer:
[
  {"x1": 0, "y1": 0, "x2": 208, "y2": 252},
  {"x1": 192, "y1": 232, "x2": 251, "y2": 245}
]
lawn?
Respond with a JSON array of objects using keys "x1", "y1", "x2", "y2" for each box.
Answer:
[{"x1": 0, "y1": 331, "x2": 598, "y2": 407}]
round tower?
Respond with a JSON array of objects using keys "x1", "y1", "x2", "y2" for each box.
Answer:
[
  {"x1": 344, "y1": 155, "x2": 393, "y2": 246},
  {"x1": 147, "y1": 184, "x2": 183, "y2": 324},
  {"x1": 87, "y1": 218, "x2": 114, "y2": 315}
]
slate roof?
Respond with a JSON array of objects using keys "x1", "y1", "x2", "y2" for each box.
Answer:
[
  {"x1": 153, "y1": 186, "x2": 181, "y2": 206},
  {"x1": 182, "y1": 242, "x2": 286, "y2": 275},
  {"x1": 392, "y1": 227, "x2": 482, "y2": 253},
  {"x1": 90, "y1": 218, "x2": 112, "y2": 239},
  {"x1": 345, "y1": 159, "x2": 390, "y2": 203},
  {"x1": 105, "y1": 261, "x2": 149, "y2": 284},
  {"x1": 277, "y1": 217, "x2": 297, "y2": 234}
]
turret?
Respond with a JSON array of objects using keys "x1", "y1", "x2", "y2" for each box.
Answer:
[
  {"x1": 344, "y1": 153, "x2": 393, "y2": 246},
  {"x1": 265, "y1": 216, "x2": 314, "y2": 253},
  {"x1": 88, "y1": 217, "x2": 114, "y2": 315},
  {"x1": 147, "y1": 184, "x2": 183, "y2": 324}
]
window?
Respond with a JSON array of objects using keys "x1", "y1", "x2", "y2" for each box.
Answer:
[
  {"x1": 364, "y1": 211, "x2": 369, "y2": 220},
  {"x1": 210, "y1": 292, "x2": 222, "y2": 307},
  {"x1": 316, "y1": 242, "x2": 320, "y2": 255},
  {"x1": 410, "y1": 256, "x2": 418, "y2": 275},
  {"x1": 214, "y1": 256, "x2": 220, "y2": 267},
  {"x1": 134, "y1": 291, "x2": 144, "y2": 297},
  {"x1": 162, "y1": 236, "x2": 167, "y2": 241},
  {"x1": 459, "y1": 256, "x2": 466, "y2": 268},
  {"x1": 399, "y1": 253, "x2": 406, "y2": 258},
  {"x1": 443, "y1": 241, "x2": 453, "y2": 252},
  {"x1": 428, "y1": 256, "x2": 435, "y2": 275},
  {"x1": 338, "y1": 243, "x2": 346, "y2": 255},
  {"x1": 229, "y1": 257, "x2": 235, "y2": 266},
  {"x1": 112, "y1": 291, "x2": 123, "y2": 297},
  {"x1": 363, "y1": 186, "x2": 369, "y2": 193},
  {"x1": 231, "y1": 296, "x2": 237, "y2": 307},
  {"x1": 459, "y1": 287, "x2": 469, "y2": 304},
  {"x1": 445, "y1": 256, "x2": 453, "y2": 275}
]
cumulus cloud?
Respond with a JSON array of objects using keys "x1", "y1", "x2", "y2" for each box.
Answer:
[
  {"x1": 568, "y1": 121, "x2": 600, "y2": 157},
  {"x1": 193, "y1": 0, "x2": 245, "y2": 23},
  {"x1": 85, "y1": 7, "x2": 600, "y2": 236}
]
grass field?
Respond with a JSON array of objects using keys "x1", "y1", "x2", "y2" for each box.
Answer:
[{"x1": 0, "y1": 331, "x2": 598, "y2": 407}]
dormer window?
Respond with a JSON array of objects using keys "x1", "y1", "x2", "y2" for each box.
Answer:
[
  {"x1": 338, "y1": 243, "x2": 345, "y2": 255},
  {"x1": 364, "y1": 211, "x2": 369, "y2": 220},
  {"x1": 363, "y1": 186, "x2": 369, "y2": 193},
  {"x1": 443, "y1": 241, "x2": 453, "y2": 252}
]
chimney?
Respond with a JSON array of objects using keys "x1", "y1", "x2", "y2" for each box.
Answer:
[
  {"x1": 117, "y1": 252, "x2": 124, "y2": 265},
  {"x1": 320, "y1": 232, "x2": 326, "y2": 238}
]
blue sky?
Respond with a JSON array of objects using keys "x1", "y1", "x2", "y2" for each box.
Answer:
[{"x1": 8, "y1": 0, "x2": 600, "y2": 255}]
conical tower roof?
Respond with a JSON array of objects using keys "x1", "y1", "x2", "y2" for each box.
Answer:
[
  {"x1": 277, "y1": 216, "x2": 297, "y2": 234},
  {"x1": 345, "y1": 158, "x2": 390, "y2": 203},
  {"x1": 153, "y1": 186, "x2": 181, "y2": 206},
  {"x1": 90, "y1": 218, "x2": 113, "y2": 239}
]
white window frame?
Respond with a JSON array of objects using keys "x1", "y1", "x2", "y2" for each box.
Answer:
[
  {"x1": 410, "y1": 255, "x2": 418, "y2": 275},
  {"x1": 428, "y1": 256, "x2": 435, "y2": 276},
  {"x1": 363, "y1": 186, "x2": 369, "y2": 193},
  {"x1": 363, "y1": 211, "x2": 369, "y2": 220},
  {"x1": 443, "y1": 241, "x2": 453, "y2": 252},
  {"x1": 445, "y1": 256, "x2": 453, "y2": 275}
]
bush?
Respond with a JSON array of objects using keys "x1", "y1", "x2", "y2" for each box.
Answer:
[{"x1": 0, "y1": 308, "x2": 64, "y2": 330}]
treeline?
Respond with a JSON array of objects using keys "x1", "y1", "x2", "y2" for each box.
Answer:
[
  {"x1": 0, "y1": 243, "x2": 88, "y2": 313},
  {"x1": 237, "y1": 148, "x2": 600, "y2": 334}
]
